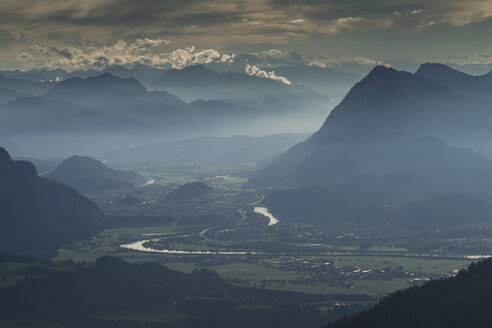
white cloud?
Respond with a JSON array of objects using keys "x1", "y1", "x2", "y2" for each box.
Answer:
[
  {"x1": 308, "y1": 61, "x2": 327, "y2": 68},
  {"x1": 245, "y1": 64, "x2": 291, "y2": 85},
  {"x1": 354, "y1": 56, "x2": 391, "y2": 67},
  {"x1": 14, "y1": 39, "x2": 235, "y2": 71},
  {"x1": 321, "y1": 16, "x2": 393, "y2": 33},
  {"x1": 289, "y1": 18, "x2": 306, "y2": 24},
  {"x1": 262, "y1": 49, "x2": 283, "y2": 56},
  {"x1": 408, "y1": 9, "x2": 424, "y2": 15},
  {"x1": 332, "y1": 17, "x2": 364, "y2": 25}
]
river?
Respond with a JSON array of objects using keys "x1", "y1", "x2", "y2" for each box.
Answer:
[
  {"x1": 120, "y1": 239, "x2": 259, "y2": 255},
  {"x1": 254, "y1": 207, "x2": 279, "y2": 226}
]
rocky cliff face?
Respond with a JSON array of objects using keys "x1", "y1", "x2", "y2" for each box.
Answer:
[{"x1": 0, "y1": 147, "x2": 103, "y2": 256}]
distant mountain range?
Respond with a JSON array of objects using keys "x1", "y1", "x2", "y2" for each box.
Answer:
[
  {"x1": 151, "y1": 64, "x2": 329, "y2": 105},
  {"x1": 274, "y1": 65, "x2": 361, "y2": 102},
  {"x1": 0, "y1": 147, "x2": 103, "y2": 256},
  {"x1": 48, "y1": 155, "x2": 143, "y2": 193},
  {"x1": 0, "y1": 64, "x2": 167, "y2": 87},
  {"x1": 43, "y1": 73, "x2": 190, "y2": 128},
  {"x1": 0, "y1": 74, "x2": 53, "y2": 95},
  {"x1": 328, "y1": 259, "x2": 492, "y2": 328}
]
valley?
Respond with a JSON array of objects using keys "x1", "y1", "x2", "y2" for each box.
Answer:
[{"x1": 15, "y1": 164, "x2": 482, "y2": 303}]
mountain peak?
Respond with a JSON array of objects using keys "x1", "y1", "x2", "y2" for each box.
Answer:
[
  {"x1": 174, "y1": 64, "x2": 216, "y2": 75},
  {"x1": 415, "y1": 62, "x2": 468, "y2": 77},
  {"x1": 181, "y1": 64, "x2": 208, "y2": 71},
  {"x1": 0, "y1": 147, "x2": 12, "y2": 169},
  {"x1": 364, "y1": 65, "x2": 406, "y2": 81}
]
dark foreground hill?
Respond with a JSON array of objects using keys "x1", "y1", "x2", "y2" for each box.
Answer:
[
  {"x1": 49, "y1": 155, "x2": 143, "y2": 193},
  {"x1": 166, "y1": 181, "x2": 213, "y2": 200},
  {"x1": 328, "y1": 258, "x2": 492, "y2": 328},
  {"x1": 0, "y1": 147, "x2": 103, "y2": 256},
  {"x1": 0, "y1": 256, "x2": 369, "y2": 328}
]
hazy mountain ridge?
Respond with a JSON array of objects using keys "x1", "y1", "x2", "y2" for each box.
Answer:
[
  {"x1": 44, "y1": 73, "x2": 184, "y2": 109},
  {"x1": 0, "y1": 74, "x2": 54, "y2": 95},
  {"x1": 151, "y1": 64, "x2": 330, "y2": 105},
  {"x1": 252, "y1": 65, "x2": 492, "y2": 228},
  {"x1": 48, "y1": 155, "x2": 144, "y2": 193},
  {"x1": 0, "y1": 96, "x2": 143, "y2": 135},
  {"x1": 106, "y1": 133, "x2": 310, "y2": 167},
  {"x1": 253, "y1": 65, "x2": 492, "y2": 189},
  {"x1": 415, "y1": 62, "x2": 492, "y2": 101}
]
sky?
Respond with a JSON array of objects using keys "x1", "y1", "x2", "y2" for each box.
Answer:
[{"x1": 1, "y1": 0, "x2": 492, "y2": 72}]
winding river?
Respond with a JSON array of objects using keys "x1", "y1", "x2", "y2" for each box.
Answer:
[{"x1": 120, "y1": 239, "x2": 259, "y2": 255}]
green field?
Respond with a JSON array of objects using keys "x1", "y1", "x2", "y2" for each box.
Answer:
[{"x1": 330, "y1": 256, "x2": 470, "y2": 273}]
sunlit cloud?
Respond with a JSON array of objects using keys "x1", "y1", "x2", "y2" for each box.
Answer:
[
  {"x1": 14, "y1": 40, "x2": 236, "y2": 71},
  {"x1": 245, "y1": 64, "x2": 291, "y2": 85}
]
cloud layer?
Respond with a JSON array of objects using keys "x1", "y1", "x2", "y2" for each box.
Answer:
[
  {"x1": 1, "y1": 0, "x2": 492, "y2": 48},
  {"x1": 14, "y1": 41, "x2": 236, "y2": 71},
  {"x1": 1, "y1": 0, "x2": 492, "y2": 70}
]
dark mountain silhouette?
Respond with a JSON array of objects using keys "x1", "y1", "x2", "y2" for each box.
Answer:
[
  {"x1": 415, "y1": 62, "x2": 492, "y2": 100},
  {"x1": 328, "y1": 258, "x2": 492, "y2": 328},
  {"x1": 252, "y1": 66, "x2": 492, "y2": 189},
  {"x1": 0, "y1": 147, "x2": 103, "y2": 255},
  {"x1": 151, "y1": 64, "x2": 328, "y2": 105},
  {"x1": 166, "y1": 182, "x2": 213, "y2": 200},
  {"x1": 48, "y1": 155, "x2": 143, "y2": 193},
  {"x1": 0, "y1": 256, "x2": 365, "y2": 328}
]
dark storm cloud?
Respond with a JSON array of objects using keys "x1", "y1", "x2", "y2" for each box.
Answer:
[
  {"x1": 3, "y1": 0, "x2": 491, "y2": 45},
  {"x1": 0, "y1": 0, "x2": 491, "y2": 70}
]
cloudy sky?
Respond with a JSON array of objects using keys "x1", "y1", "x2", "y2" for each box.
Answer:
[{"x1": 1, "y1": 0, "x2": 492, "y2": 71}]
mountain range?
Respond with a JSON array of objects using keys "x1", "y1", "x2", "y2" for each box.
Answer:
[
  {"x1": 415, "y1": 63, "x2": 492, "y2": 101},
  {"x1": 252, "y1": 64, "x2": 492, "y2": 228},
  {"x1": 151, "y1": 64, "x2": 329, "y2": 105},
  {"x1": 253, "y1": 65, "x2": 492, "y2": 189}
]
